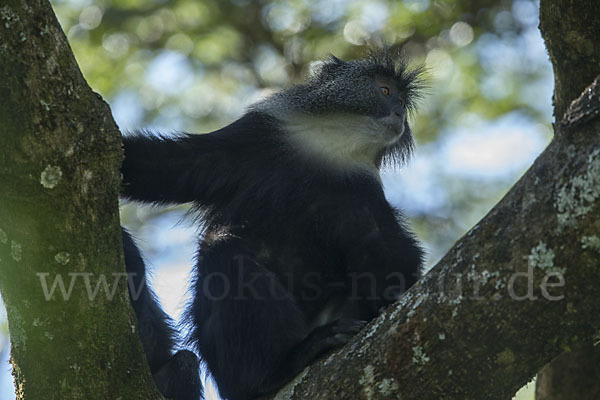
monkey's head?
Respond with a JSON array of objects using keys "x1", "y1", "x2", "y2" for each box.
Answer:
[{"x1": 254, "y1": 48, "x2": 426, "y2": 170}]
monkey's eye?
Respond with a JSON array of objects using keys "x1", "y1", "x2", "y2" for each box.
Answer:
[{"x1": 380, "y1": 86, "x2": 390, "y2": 96}]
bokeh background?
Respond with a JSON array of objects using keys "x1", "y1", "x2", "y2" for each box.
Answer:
[{"x1": 1, "y1": 0, "x2": 552, "y2": 398}]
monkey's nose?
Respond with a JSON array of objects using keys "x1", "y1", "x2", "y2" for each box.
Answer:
[{"x1": 392, "y1": 105, "x2": 404, "y2": 118}]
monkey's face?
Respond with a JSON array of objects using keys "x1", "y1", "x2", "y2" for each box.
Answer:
[
  {"x1": 253, "y1": 48, "x2": 423, "y2": 169},
  {"x1": 371, "y1": 75, "x2": 409, "y2": 141}
]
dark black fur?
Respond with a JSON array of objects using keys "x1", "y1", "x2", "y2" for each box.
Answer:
[
  {"x1": 121, "y1": 111, "x2": 423, "y2": 400},
  {"x1": 122, "y1": 229, "x2": 203, "y2": 400},
  {"x1": 121, "y1": 49, "x2": 424, "y2": 400}
]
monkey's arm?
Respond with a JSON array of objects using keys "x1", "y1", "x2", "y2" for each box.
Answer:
[
  {"x1": 335, "y1": 194, "x2": 423, "y2": 317},
  {"x1": 121, "y1": 134, "x2": 212, "y2": 204},
  {"x1": 121, "y1": 112, "x2": 274, "y2": 205}
]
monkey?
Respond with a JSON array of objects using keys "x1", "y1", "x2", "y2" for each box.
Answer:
[
  {"x1": 122, "y1": 229, "x2": 203, "y2": 400},
  {"x1": 121, "y1": 48, "x2": 425, "y2": 400}
]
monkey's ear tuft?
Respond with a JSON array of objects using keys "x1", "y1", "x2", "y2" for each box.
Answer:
[
  {"x1": 308, "y1": 54, "x2": 346, "y2": 78},
  {"x1": 308, "y1": 60, "x2": 327, "y2": 77},
  {"x1": 328, "y1": 55, "x2": 345, "y2": 65}
]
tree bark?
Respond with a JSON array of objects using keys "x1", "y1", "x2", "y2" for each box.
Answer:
[
  {"x1": 0, "y1": 0, "x2": 161, "y2": 398},
  {"x1": 539, "y1": 0, "x2": 600, "y2": 121}
]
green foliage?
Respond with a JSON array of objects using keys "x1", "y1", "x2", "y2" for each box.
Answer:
[
  {"x1": 51, "y1": 0, "x2": 550, "y2": 133},
  {"x1": 51, "y1": 0, "x2": 552, "y2": 271}
]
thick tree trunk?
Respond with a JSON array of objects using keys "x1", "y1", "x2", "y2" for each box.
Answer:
[
  {"x1": 539, "y1": 0, "x2": 600, "y2": 121},
  {"x1": 0, "y1": 1, "x2": 161, "y2": 398}
]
